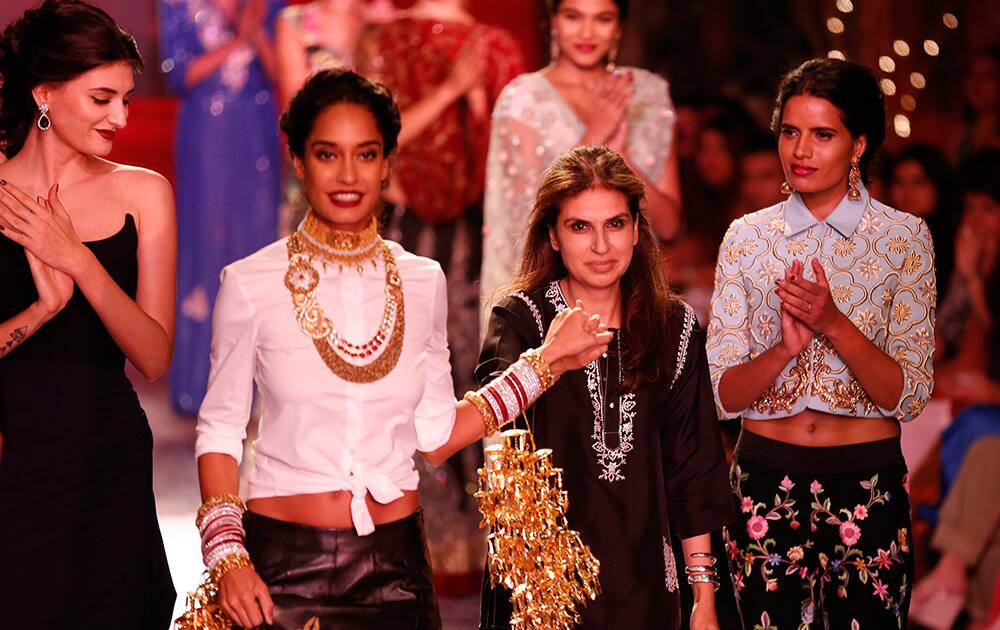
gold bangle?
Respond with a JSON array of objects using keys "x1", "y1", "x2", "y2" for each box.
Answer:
[
  {"x1": 210, "y1": 551, "x2": 252, "y2": 584},
  {"x1": 196, "y1": 493, "x2": 246, "y2": 528},
  {"x1": 520, "y1": 348, "x2": 555, "y2": 391},
  {"x1": 465, "y1": 390, "x2": 499, "y2": 436}
]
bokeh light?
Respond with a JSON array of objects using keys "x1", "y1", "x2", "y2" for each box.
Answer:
[
  {"x1": 910, "y1": 72, "x2": 926, "y2": 89},
  {"x1": 827, "y1": 17, "x2": 845, "y2": 34},
  {"x1": 901, "y1": 95, "x2": 917, "y2": 111},
  {"x1": 880, "y1": 78, "x2": 897, "y2": 96},
  {"x1": 924, "y1": 40, "x2": 940, "y2": 56},
  {"x1": 879, "y1": 56, "x2": 896, "y2": 72},
  {"x1": 893, "y1": 40, "x2": 911, "y2": 56},
  {"x1": 894, "y1": 114, "x2": 911, "y2": 138},
  {"x1": 827, "y1": 50, "x2": 846, "y2": 61},
  {"x1": 943, "y1": 13, "x2": 958, "y2": 29}
]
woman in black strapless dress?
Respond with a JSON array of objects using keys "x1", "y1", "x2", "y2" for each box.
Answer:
[{"x1": 0, "y1": 1, "x2": 177, "y2": 627}]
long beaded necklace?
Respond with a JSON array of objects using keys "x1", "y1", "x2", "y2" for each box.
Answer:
[{"x1": 284, "y1": 213, "x2": 404, "y2": 383}]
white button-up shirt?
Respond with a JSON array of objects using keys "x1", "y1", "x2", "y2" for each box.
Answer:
[{"x1": 196, "y1": 238, "x2": 457, "y2": 535}]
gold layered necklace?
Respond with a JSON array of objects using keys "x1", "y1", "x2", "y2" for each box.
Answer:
[{"x1": 284, "y1": 213, "x2": 405, "y2": 383}]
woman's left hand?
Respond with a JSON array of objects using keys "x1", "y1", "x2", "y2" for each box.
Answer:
[
  {"x1": 775, "y1": 258, "x2": 845, "y2": 336},
  {"x1": 0, "y1": 182, "x2": 87, "y2": 275},
  {"x1": 689, "y1": 597, "x2": 720, "y2": 630}
]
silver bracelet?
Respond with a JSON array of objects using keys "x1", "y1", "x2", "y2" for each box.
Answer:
[{"x1": 686, "y1": 573, "x2": 721, "y2": 590}]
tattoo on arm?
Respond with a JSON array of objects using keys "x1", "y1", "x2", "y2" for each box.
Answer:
[{"x1": 0, "y1": 326, "x2": 28, "y2": 358}]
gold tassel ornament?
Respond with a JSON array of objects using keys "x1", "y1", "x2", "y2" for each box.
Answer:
[{"x1": 476, "y1": 429, "x2": 601, "y2": 630}]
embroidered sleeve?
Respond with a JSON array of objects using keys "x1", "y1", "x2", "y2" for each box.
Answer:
[
  {"x1": 626, "y1": 70, "x2": 675, "y2": 183},
  {"x1": 414, "y1": 267, "x2": 457, "y2": 452},
  {"x1": 877, "y1": 219, "x2": 936, "y2": 421},
  {"x1": 196, "y1": 266, "x2": 256, "y2": 463},
  {"x1": 476, "y1": 294, "x2": 541, "y2": 385},
  {"x1": 662, "y1": 326, "x2": 737, "y2": 538},
  {"x1": 706, "y1": 221, "x2": 753, "y2": 419},
  {"x1": 480, "y1": 83, "x2": 548, "y2": 317}
]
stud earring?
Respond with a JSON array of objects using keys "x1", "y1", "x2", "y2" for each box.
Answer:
[
  {"x1": 37, "y1": 103, "x2": 50, "y2": 131},
  {"x1": 848, "y1": 158, "x2": 862, "y2": 201},
  {"x1": 780, "y1": 181, "x2": 793, "y2": 195}
]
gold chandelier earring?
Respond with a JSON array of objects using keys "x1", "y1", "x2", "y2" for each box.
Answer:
[
  {"x1": 549, "y1": 29, "x2": 560, "y2": 62},
  {"x1": 780, "y1": 181, "x2": 793, "y2": 195},
  {"x1": 606, "y1": 40, "x2": 619, "y2": 72},
  {"x1": 848, "y1": 158, "x2": 862, "y2": 201}
]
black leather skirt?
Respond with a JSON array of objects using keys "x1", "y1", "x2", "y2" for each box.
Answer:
[{"x1": 243, "y1": 510, "x2": 442, "y2": 630}]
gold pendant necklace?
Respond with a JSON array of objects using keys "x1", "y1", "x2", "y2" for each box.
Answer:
[{"x1": 284, "y1": 217, "x2": 405, "y2": 383}]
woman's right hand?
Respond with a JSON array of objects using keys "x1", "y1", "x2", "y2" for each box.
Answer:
[
  {"x1": 582, "y1": 70, "x2": 633, "y2": 146},
  {"x1": 219, "y1": 565, "x2": 274, "y2": 628},
  {"x1": 236, "y1": 0, "x2": 267, "y2": 44},
  {"x1": 443, "y1": 38, "x2": 485, "y2": 101},
  {"x1": 539, "y1": 300, "x2": 613, "y2": 376}
]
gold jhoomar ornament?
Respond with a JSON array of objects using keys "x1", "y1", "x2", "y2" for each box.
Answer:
[
  {"x1": 476, "y1": 429, "x2": 601, "y2": 630},
  {"x1": 174, "y1": 573, "x2": 232, "y2": 630}
]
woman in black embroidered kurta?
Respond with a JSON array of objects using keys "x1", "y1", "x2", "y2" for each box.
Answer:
[{"x1": 477, "y1": 146, "x2": 734, "y2": 630}]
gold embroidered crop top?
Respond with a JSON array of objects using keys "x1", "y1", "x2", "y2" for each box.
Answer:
[{"x1": 706, "y1": 186, "x2": 936, "y2": 423}]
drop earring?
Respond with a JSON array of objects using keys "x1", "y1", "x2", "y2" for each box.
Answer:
[
  {"x1": 606, "y1": 40, "x2": 619, "y2": 72},
  {"x1": 37, "y1": 103, "x2": 50, "y2": 131},
  {"x1": 780, "y1": 181, "x2": 793, "y2": 195},
  {"x1": 848, "y1": 158, "x2": 862, "y2": 201}
]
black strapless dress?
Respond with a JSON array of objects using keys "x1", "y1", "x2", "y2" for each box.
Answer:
[{"x1": 0, "y1": 214, "x2": 176, "y2": 628}]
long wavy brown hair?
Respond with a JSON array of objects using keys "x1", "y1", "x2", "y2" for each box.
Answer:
[{"x1": 501, "y1": 145, "x2": 675, "y2": 390}]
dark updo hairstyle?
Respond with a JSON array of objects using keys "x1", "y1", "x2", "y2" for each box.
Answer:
[
  {"x1": 548, "y1": 0, "x2": 629, "y2": 20},
  {"x1": 279, "y1": 68, "x2": 401, "y2": 159},
  {"x1": 771, "y1": 58, "x2": 886, "y2": 181},
  {"x1": 0, "y1": 0, "x2": 143, "y2": 158}
]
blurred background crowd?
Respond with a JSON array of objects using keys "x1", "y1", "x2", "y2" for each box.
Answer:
[{"x1": 1, "y1": 0, "x2": 997, "y2": 627}]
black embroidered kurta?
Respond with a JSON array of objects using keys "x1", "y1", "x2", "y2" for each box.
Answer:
[{"x1": 478, "y1": 281, "x2": 736, "y2": 630}]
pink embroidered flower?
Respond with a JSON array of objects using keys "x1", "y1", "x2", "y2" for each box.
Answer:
[
  {"x1": 839, "y1": 520, "x2": 862, "y2": 546},
  {"x1": 747, "y1": 515, "x2": 769, "y2": 541},
  {"x1": 780, "y1": 475, "x2": 794, "y2": 490},
  {"x1": 837, "y1": 586, "x2": 847, "y2": 598},
  {"x1": 854, "y1": 504, "x2": 869, "y2": 520},
  {"x1": 811, "y1": 523, "x2": 818, "y2": 533},
  {"x1": 727, "y1": 539, "x2": 739, "y2": 559},
  {"x1": 789, "y1": 519, "x2": 801, "y2": 530},
  {"x1": 872, "y1": 577, "x2": 889, "y2": 601},
  {"x1": 799, "y1": 567, "x2": 809, "y2": 579},
  {"x1": 810, "y1": 480, "x2": 823, "y2": 494},
  {"x1": 734, "y1": 573, "x2": 745, "y2": 591},
  {"x1": 766, "y1": 580, "x2": 778, "y2": 592},
  {"x1": 741, "y1": 496, "x2": 754, "y2": 513},
  {"x1": 872, "y1": 548, "x2": 894, "y2": 570},
  {"x1": 787, "y1": 545, "x2": 804, "y2": 562}
]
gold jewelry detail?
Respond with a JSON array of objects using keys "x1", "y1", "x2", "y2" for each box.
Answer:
[
  {"x1": 195, "y1": 494, "x2": 245, "y2": 527},
  {"x1": 477, "y1": 429, "x2": 601, "y2": 629},
  {"x1": 465, "y1": 390, "x2": 499, "y2": 436},
  {"x1": 209, "y1": 552, "x2": 252, "y2": 583},
  {"x1": 606, "y1": 40, "x2": 619, "y2": 72},
  {"x1": 520, "y1": 348, "x2": 555, "y2": 390},
  {"x1": 298, "y1": 212, "x2": 382, "y2": 273},
  {"x1": 285, "y1": 232, "x2": 404, "y2": 383},
  {"x1": 781, "y1": 180, "x2": 794, "y2": 195},
  {"x1": 848, "y1": 158, "x2": 862, "y2": 201}
]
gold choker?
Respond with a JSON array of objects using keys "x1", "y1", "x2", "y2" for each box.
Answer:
[{"x1": 298, "y1": 212, "x2": 382, "y2": 273}]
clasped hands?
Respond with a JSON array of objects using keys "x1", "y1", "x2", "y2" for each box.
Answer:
[
  {"x1": 774, "y1": 258, "x2": 848, "y2": 356},
  {"x1": 539, "y1": 300, "x2": 614, "y2": 377},
  {"x1": 0, "y1": 181, "x2": 80, "y2": 315}
]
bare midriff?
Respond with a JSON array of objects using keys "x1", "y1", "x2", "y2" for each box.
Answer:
[
  {"x1": 247, "y1": 489, "x2": 420, "y2": 529},
  {"x1": 742, "y1": 408, "x2": 900, "y2": 447}
]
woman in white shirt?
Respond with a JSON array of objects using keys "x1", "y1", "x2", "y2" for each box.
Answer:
[{"x1": 193, "y1": 68, "x2": 611, "y2": 629}]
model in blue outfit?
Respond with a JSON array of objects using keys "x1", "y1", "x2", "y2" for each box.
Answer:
[{"x1": 159, "y1": 0, "x2": 284, "y2": 414}]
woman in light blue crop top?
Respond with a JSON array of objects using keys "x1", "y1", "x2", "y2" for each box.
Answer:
[{"x1": 706, "y1": 59, "x2": 936, "y2": 629}]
